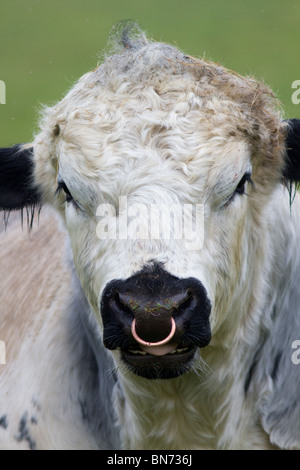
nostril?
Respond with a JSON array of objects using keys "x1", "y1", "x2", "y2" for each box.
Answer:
[
  {"x1": 171, "y1": 290, "x2": 197, "y2": 331},
  {"x1": 177, "y1": 291, "x2": 194, "y2": 313},
  {"x1": 108, "y1": 292, "x2": 135, "y2": 323}
]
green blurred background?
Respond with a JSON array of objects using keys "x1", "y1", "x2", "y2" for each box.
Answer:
[{"x1": 0, "y1": 0, "x2": 299, "y2": 146}]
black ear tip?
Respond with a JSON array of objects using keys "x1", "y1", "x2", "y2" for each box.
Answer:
[
  {"x1": 285, "y1": 118, "x2": 300, "y2": 138},
  {"x1": 0, "y1": 145, "x2": 41, "y2": 211},
  {"x1": 283, "y1": 118, "x2": 300, "y2": 183}
]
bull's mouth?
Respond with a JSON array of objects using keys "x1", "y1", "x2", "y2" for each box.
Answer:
[{"x1": 121, "y1": 343, "x2": 197, "y2": 379}]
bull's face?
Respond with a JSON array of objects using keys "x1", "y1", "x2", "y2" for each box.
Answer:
[
  {"x1": 47, "y1": 108, "x2": 259, "y2": 380},
  {"x1": 1, "y1": 38, "x2": 300, "y2": 380}
]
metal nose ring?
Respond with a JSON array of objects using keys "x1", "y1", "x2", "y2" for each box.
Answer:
[{"x1": 131, "y1": 317, "x2": 176, "y2": 347}]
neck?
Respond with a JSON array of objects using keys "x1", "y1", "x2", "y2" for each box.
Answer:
[{"x1": 117, "y1": 342, "x2": 260, "y2": 450}]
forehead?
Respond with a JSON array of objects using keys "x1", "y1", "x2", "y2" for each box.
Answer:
[
  {"x1": 53, "y1": 38, "x2": 278, "y2": 138},
  {"x1": 58, "y1": 105, "x2": 251, "y2": 210},
  {"x1": 41, "y1": 37, "x2": 283, "y2": 196},
  {"x1": 58, "y1": 74, "x2": 251, "y2": 175}
]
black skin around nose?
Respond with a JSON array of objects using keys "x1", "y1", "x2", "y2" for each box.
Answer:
[
  {"x1": 117, "y1": 290, "x2": 192, "y2": 343},
  {"x1": 100, "y1": 263, "x2": 211, "y2": 350}
]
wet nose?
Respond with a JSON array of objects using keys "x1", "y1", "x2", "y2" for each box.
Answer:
[
  {"x1": 100, "y1": 264, "x2": 211, "y2": 352},
  {"x1": 115, "y1": 290, "x2": 191, "y2": 344}
]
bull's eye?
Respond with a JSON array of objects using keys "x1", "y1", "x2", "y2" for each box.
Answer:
[
  {"x1": 234, "y1": 173, "x2": 253, "y2": 196},
  {"x1": 56, "y1": 181, "x2": 74, "y2": 204}
]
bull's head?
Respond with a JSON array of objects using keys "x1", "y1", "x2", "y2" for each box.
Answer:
[{"x1": 1, "y1": 31, "x2": 300, "y2": 381}]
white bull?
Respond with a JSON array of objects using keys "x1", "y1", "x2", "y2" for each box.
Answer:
[{"x1": 0, "y1": 25, "x2": 300, "y2": 450}]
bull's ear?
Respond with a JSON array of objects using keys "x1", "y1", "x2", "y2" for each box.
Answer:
[
  {"x1": 0, "y1": 145, "x2": 41, "y2": 211},
  {"x1": 283, "y1": 119, "x2": 300, "y2": 183}
]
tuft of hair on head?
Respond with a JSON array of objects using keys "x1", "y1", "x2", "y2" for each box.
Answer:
[{"x1": 105, "y1": 20, "x2": 149, "y2": 56}]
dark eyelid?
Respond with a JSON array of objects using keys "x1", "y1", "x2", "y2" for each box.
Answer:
[
  {"x1": 238, "y1": 172, "x2": 252, "y2": 184},
  {"x1": 55, "y1": 181, "x2": 73, "y2": 202},
  {"x1": 244, "y1": 173, "x2": 253, "y2": 184},
  {"x1": 235, "y1": 172, "x2": 253, "y2": 193},
  {"x1": 55, "y1": 181, "x2": 64, "y2": 196},
  {"x1": 244, "y1": 173, "x2": 254, "y2": 189}
]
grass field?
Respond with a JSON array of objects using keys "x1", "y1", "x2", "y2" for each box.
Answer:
[{"x1": 0, "y1": 0, "x2": 300, "y2": 146}]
